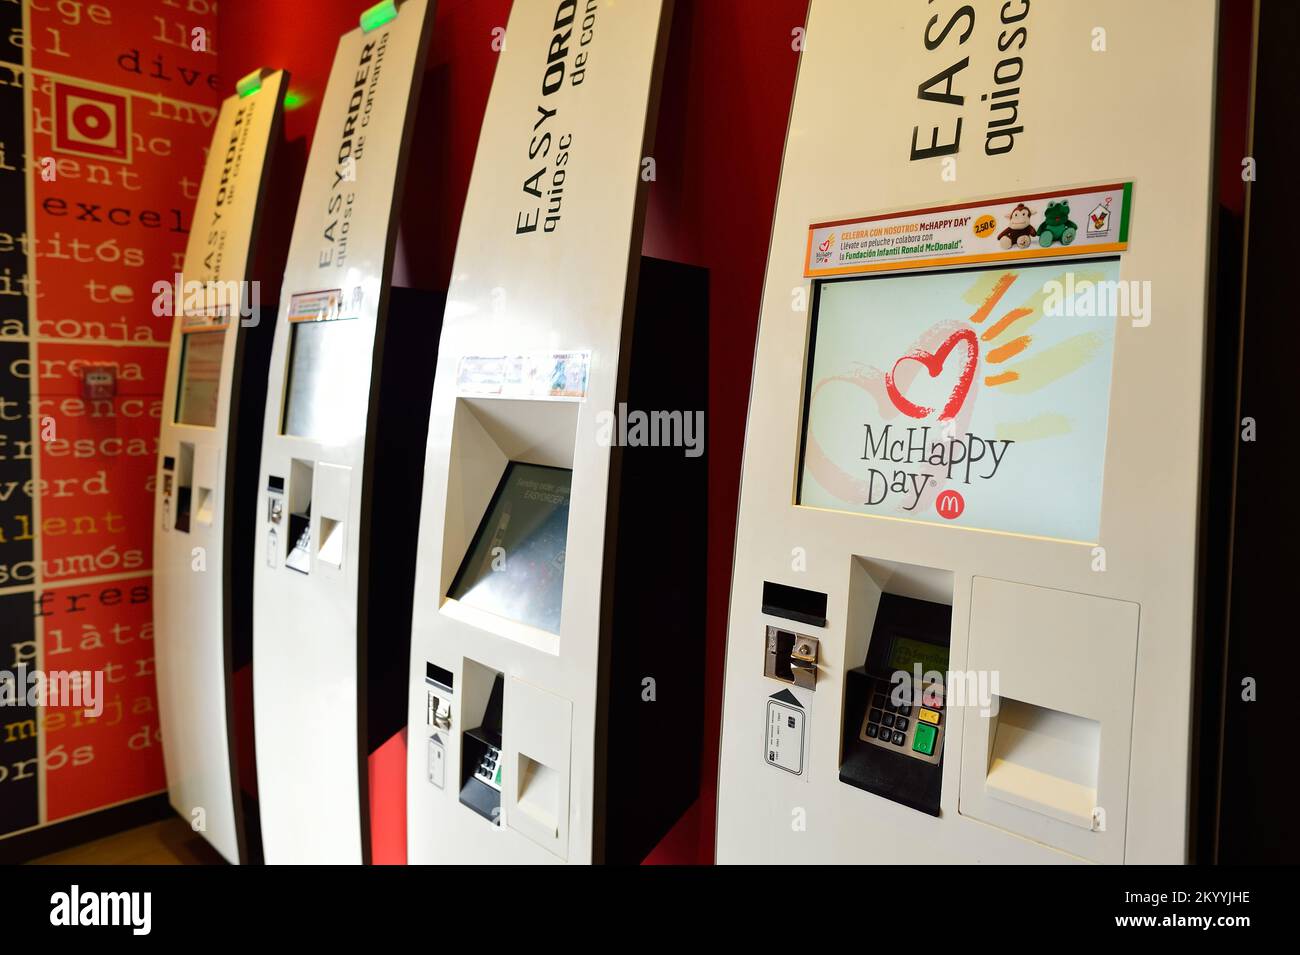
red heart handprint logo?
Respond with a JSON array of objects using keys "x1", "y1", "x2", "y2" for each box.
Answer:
[{"x1": 885, "y1": 328, "x2": 979, "y2": 421}]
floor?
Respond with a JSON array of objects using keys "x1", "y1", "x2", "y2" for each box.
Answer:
[{"x1": 27, "y1": 817, "x2": 226, "y2": 866}]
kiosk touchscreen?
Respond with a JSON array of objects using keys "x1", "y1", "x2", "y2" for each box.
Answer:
[
  {"x1": 251, "y1": 0, "x2": 437, "y2": 864},
  {"x1": 154, "y1": 67, "x2": 287, "y2": 865},
  {"x1": 447, "y1": 463, "x2": 572, "y2": 634},
  {"x1": 406, "y1": 0, "x2": 708, "y2": 864},
  {"x1": 717, "y1": 0, "x2": 1219, "y2": 864}
]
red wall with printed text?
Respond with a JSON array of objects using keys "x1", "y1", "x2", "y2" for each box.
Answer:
[{"x1": 1, "y1": 0, "x2": 220, "y2": 846}]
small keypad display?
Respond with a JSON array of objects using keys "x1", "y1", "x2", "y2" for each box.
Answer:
[
  {"x1": 476, "y1": 744, "x2": 502, "y2": 791},
  {"x1": 859, "y1": 678, "x2": 944, "y2": 763}
]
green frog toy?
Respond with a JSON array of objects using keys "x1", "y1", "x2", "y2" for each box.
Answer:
[{"x1": 1037, "y1": 200, "x2": 1078, "y2": 247}]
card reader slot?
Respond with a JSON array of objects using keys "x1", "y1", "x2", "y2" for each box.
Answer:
[{"x1": 773, "y1": 629, "x2": 795, "y2": 681}]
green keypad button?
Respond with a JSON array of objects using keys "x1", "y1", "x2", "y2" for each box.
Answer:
[{"x1": 913, "y1": 722, "x2": 937, "y2": 756}]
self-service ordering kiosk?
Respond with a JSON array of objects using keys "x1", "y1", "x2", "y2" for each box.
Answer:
[
  {"x1": 251, "y1": 0, "x2": 441, "y2": 864},
  {"x1": 154, "y1": 68, "x2": 287, "y2": 865},
  {"x1": 405, "y1": 0, "x2": 708, "y2": 864},
  {"x1": 717, "y1": 0, "x2": 1219, "y2": 864}
]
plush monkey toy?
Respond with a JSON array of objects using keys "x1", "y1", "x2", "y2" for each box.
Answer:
[{"x1": 997, "y1": 203, "x2": 1037, "y2": 249}]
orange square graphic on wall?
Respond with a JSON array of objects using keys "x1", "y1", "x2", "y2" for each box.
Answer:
[
  {"x1": 53, "y1": 82, "x2": 130, "y2": 161},
  {"x1": 31, "y1": 78, "x2": 216, "y2": 346}
]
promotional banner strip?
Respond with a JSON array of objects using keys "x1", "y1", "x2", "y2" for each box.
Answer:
[{"x1": 805, "y1": 182, "x2": 1133, "y2": 278}]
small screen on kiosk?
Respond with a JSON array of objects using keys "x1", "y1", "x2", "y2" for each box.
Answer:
[
  {"x1": 448, "y1": 462, "x2": 572, "y2": 634},
  {"x1": 175, "y1": 329, "x2": 226, "y2": 427},
  {"x1": 282, "y1": 317, "x2": 369, "y2": 440},
  {"x1": 886, "y1": 635, "x2": 948, "y2": 680}
]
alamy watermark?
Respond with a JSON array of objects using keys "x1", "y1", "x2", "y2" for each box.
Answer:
[
  {"x1": 1043, "y1": 272, "x2": 1152, "y2": 327},
  {"x1": 596, "y1": 403, "x2": 704, "y2": 458},
  {"x1": 151, "y1": 273, "x2": 262, "y2": 327},
  {"x1": 50, "y1": 885, "x2": 150, "y2": 935},
  {"x1": 0, "y1": 665, "x2": 104, "y2": 718},
  {"x1": 890, "y1": 665, "x2": 999, "y2": 717}
]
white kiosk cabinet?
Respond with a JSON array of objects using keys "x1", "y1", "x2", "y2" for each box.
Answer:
[
  {"x1": 154, "y1": 68, "x2": 286, "y2": 865},
  {"x1": 406, "y1": 0, "x2": 708, "y2": 865},
  {"x1": 716, "y1": 0, "x2": 1218, "y2": 864},
  {"x1": 251, "y1": 0, "x2": 437, "y2": 865}
]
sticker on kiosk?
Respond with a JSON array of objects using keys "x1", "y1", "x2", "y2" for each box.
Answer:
[
  {"x1": 288, "y1": 288, "x2": 344, "y2": 322},
  {"x1": 456, "y1": 351, "x2": 591, "y2": 400},
  {"x1": 805, "y1": 182, "x2": 1132, "y2": 278},
  {"x1": 797, "y1": 183, "x2": 1134, "y2": 543}
]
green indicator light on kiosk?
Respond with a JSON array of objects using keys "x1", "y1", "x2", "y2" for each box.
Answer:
[
  {"x1": 360, "y1": 0, "x2": 398, "y2": 32},
  {"x1": 236, "y1": 69, "x2": 265, "y2": 98},
  {"x1": 283, "y1": 90, "x2": 308, "y2": 111}
]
